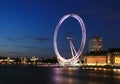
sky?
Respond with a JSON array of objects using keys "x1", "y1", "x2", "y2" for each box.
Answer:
[{"x1": 0, "y1": 0, "x2": 120, "y2": 58}]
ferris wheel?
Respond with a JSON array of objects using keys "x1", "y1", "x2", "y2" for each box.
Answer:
[{"x1": 53, "y1": 13, "x2": 86, "y2": 66}]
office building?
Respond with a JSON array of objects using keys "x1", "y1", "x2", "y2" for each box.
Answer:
[{"x1": 89, "y1": 36, "x2": 102, "y2": 52}]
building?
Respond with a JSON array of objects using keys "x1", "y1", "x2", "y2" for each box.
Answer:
[
  {"x1": 0, "y1": 57, "x2": 15, "y2": 65},
  {"x1": 84, "y1": 48, "x2": 120, "y2": 66},
  {"x1": 107, "y1": 48, "x2": 120, "y2": 65},
  {"x1": 84, "y1": 51, "x2": 107, "y2": 66},
  {"x1": 89, "y1": 36, "x2": 102, "y2": 52},
  {"x1": 20, "y1": 57, "x2": 28, "y2": 65},
  {"x1": 30, "y1": 56, "x2": 39, "y2": 65}
]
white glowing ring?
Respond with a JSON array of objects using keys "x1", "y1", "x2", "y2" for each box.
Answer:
[{"x1": 53, "y1": 13, "x2": 86, "y2": 63}]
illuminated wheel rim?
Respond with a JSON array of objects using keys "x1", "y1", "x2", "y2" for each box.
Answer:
[{"x1": 53, "y1": 13, "x2": 86, "y2": 63}]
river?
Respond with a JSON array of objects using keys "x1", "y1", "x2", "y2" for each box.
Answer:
[{"x1": 0, "y1": 66, "x2": 120, "y2": 84}]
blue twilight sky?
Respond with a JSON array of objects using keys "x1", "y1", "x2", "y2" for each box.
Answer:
[{"x1": 0, "y1": 0, "x2": 120, "y2": 58}]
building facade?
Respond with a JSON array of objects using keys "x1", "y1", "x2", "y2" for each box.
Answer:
[
  {"x1": 84, "y1": 48, "x2": 120, "y2": 66},
  {"x1": 89, "y1": 36, "x2": 102, "y2": 52}
]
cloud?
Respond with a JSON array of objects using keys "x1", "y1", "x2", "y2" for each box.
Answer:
[
  {"x1": 8, "y1": 51, "x2": 21, "y2": 54},
  {"x1": 0, "y1": 45, "x2": 38, "y2": 49},
  {"x1": 16, "y1": 46, "x2": 37, "y2": 49},
  {"x1": 15, "y1": 37, "x2": 23, "y2": 40},
  {"x1": 7, "y1": 37, "x2": 18, "y2": 41},
  {"x1": 103, "y1": 13, "x2": 120, "y2": 20},
  {"x1": 35, "y1": 37, "x2": 50, "y2": 42},
  {"x1": 7, "y1": 37, "x2": 23, "y2": 41},
  {"x1": 24, "y1": 36, "x2": 50, "y2": 42},
  {"x1": 24, "y1": 35, "x2": 33, "y2": 38}
]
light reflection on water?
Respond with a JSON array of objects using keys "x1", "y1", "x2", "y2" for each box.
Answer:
[
  {"x1": 113, "y1": 69, "x2": 120, "y2": 73},
  {"x1": 0, "y1": 66, "x2": 120, "y2": 84},
  {"x1": 52, "y1": 67, "x2": 79, "y2": 84},
  {"x1": 52, "y1": 67, "x2": 120, "y2": 84}
]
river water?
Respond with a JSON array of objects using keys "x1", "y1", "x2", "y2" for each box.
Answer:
[{"x1": 0, "y1": 66, "x2": 120, "y2": 84}]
